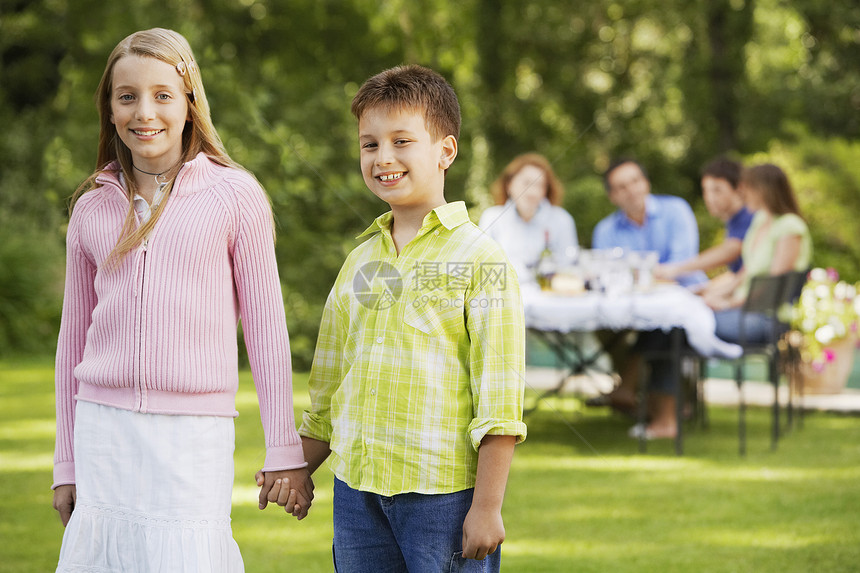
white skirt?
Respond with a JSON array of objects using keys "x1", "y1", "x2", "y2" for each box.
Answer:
[{"x1": 57, "y1": 401, "x2": 245, "y2": 572}]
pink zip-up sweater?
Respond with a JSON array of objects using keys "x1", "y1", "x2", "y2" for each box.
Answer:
[{"x1": 53, "y1": 153, "x2": 305, "y2": 488}]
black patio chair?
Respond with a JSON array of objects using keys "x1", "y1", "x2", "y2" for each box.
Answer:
[
  {"x1": 735, "y1": 271, "x2": 806, "y2": 455},
  {"x1": 778, "y1": 269, "x2": 810, "y2": 430}
]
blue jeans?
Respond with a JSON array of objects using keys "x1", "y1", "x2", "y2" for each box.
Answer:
[
  {"x1": 332, "y1": 478, "x2": 501, "y2": 573},
  {"x1": 714, "y1": 308, "x2": 779, "y2": 344}
]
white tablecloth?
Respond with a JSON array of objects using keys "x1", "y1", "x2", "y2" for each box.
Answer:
[{"x1": 523, "y1": 284, "x2": 742, "y2": 359}]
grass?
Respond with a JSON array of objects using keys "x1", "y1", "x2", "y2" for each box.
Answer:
[{"x1": 2, "y1": 358, "x2": 860, "y2": 572}]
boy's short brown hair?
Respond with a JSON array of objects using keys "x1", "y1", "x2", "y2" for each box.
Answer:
[
  {"x1": 701, "y1": 157, "x2": 742, "y2": 190},
  {"x1": 351, "y1": 64, "x2": 461, "y2": 142}
]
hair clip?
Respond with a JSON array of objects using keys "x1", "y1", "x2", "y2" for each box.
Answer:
[{"x1": 176, "y1": 61, "x2": 187, "y2": 76}]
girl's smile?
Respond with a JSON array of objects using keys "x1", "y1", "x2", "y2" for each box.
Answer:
[{"x1": 131, "y1": 128, "x2": 165, "y2": 138}]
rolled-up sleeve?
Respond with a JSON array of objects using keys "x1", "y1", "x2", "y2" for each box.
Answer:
[{"x1": 465, "y1": 254, "x2": 528, "y2": 450}]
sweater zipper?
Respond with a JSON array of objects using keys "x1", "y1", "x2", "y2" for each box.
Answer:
[
  {"x1": 130, "y1": 172, "x2": 179, "y2": 412},
  {"x1": 135, "y1": 237, "x2": 149, "y2": 412}
]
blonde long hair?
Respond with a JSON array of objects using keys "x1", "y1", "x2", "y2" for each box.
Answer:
[{"x1": 73, "y1": 28, "x2": 241, "y2": 267}]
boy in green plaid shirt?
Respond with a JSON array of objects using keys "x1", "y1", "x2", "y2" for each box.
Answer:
[{"x1": 297, "y1": 65, "x2": 527, "y2": 571}]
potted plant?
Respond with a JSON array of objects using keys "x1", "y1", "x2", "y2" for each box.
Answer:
[{"x1": 786, "y1": 268, "x2": 860, "y2": 393}]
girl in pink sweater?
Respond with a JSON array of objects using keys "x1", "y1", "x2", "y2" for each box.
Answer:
[{"x1": 52, "y1": 28, "x2": 310, "y2": 572}]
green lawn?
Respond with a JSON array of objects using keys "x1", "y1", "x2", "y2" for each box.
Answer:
[{"x1": 2, "y1": 358, "x2": 860, "y2": 572}]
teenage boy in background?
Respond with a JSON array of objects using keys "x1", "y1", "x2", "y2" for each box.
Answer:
[{"x1": 654, "y1": 157, "x2": 753, "y2": 287}]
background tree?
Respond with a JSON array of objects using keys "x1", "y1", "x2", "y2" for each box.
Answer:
[{"x1": 1, "y1": 0, "x2": 858, "y2": 364}]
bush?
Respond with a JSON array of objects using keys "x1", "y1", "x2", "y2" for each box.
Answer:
[{"x1": 0, "y1": 223, "x2": 63, "y2": 357}]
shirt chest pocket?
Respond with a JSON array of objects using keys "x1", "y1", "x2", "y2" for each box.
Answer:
[{"x1": 403, "y1": 287, "x2": 468, "y2": 337}]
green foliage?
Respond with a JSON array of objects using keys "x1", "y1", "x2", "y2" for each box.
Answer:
[
  {"x1": 0, "y1": 223, "x2": 63, "y2": 357},
  {"x1": 1, "y1": 0, "x2": 858, "y2": 362}
]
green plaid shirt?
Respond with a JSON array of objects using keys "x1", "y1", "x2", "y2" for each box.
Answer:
[{"x1": 300, "y1": 201, "x2": 527, "y2": 496}]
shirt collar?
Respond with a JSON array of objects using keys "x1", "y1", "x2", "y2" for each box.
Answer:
[
  {"x1": 357, "y1": 201, "x2": 470, "y2": 238},
  {"x1": 728, "y1": 205, "x2": 750, "y2": 226},
  {"x1": 644, "y1": 194, "x2": 659, "y2": 217},
  {"x1": 618, "y1": 194, "x2": 658, "y2": 226},
  {"x1": 503, "y1": 198, "x2": 552, "y2": 222},
  {"x1": 118, "y1": 171, "x2": 163, "y2": 219}
]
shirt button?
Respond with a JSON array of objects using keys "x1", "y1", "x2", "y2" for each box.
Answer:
[
  {"x1": 370, "y1": 389, "x2": 376, "y2": 396},
  {"x1": 376, "y1": 336, "x2": 383, "y2": 344},
  {"x1": 434, "y1": 230, "x2": 440, "y2": 236}
]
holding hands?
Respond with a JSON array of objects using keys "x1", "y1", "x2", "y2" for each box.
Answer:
[{"x1": 255, "y1": 468, "x2": 314, "y2": 520}]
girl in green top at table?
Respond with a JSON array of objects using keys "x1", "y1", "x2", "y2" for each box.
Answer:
[{"x1": 706, "y1": 163, "x2": 812, "y2": 342}]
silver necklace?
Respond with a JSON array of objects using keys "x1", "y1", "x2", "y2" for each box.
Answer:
[{"x1": 132, "y1": 163, "x2": 171, "y2": 186}]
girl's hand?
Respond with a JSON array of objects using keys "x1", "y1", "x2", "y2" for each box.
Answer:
[
  {"x1": 53, "y1": 485, "x2": 77, "y2": 527},
  {"x1": 255, "y1": 468, "x2": 314, "y2": 520}
]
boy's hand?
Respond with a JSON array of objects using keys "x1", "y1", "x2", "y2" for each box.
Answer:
[
  {"x1": 255, "y1": 468, "x2": 314, "y2": 520},
  {"x1": 53, "y1": 484, "x2": 77, "y2": 527},
  {"x1": 463, "y1": 434, "x2": 515, "y2": 560},
  {"x1": 461, "y1": 504, "x2": 505, "y2": 560}
]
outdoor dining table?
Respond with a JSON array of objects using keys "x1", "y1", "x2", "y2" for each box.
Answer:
[{"x1": 522, "y1": 282, "x2": 743, "y2": 454}]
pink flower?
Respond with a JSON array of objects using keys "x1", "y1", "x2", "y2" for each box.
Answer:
[
  {"x1": 826, "y1": 267, "x2": 839, "y2": 281},
  {"x1": 812, "y1": 360, "x2": 826, "y2": 373},
  {"x1": 823, "y1": 348, "x2": 836, "y2": 363}
]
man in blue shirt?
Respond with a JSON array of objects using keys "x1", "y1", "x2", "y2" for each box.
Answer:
[
  {"x1": 588, "y1": 159, "x2": 707, "y2": 439},
  {"x1": 592, "y1": 159, "x2": 708, "y2": 288}
]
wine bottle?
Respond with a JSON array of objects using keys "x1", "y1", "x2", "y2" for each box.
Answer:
[{"x1": 536, "y1": 230, "x2": 556, "y2": 291}]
